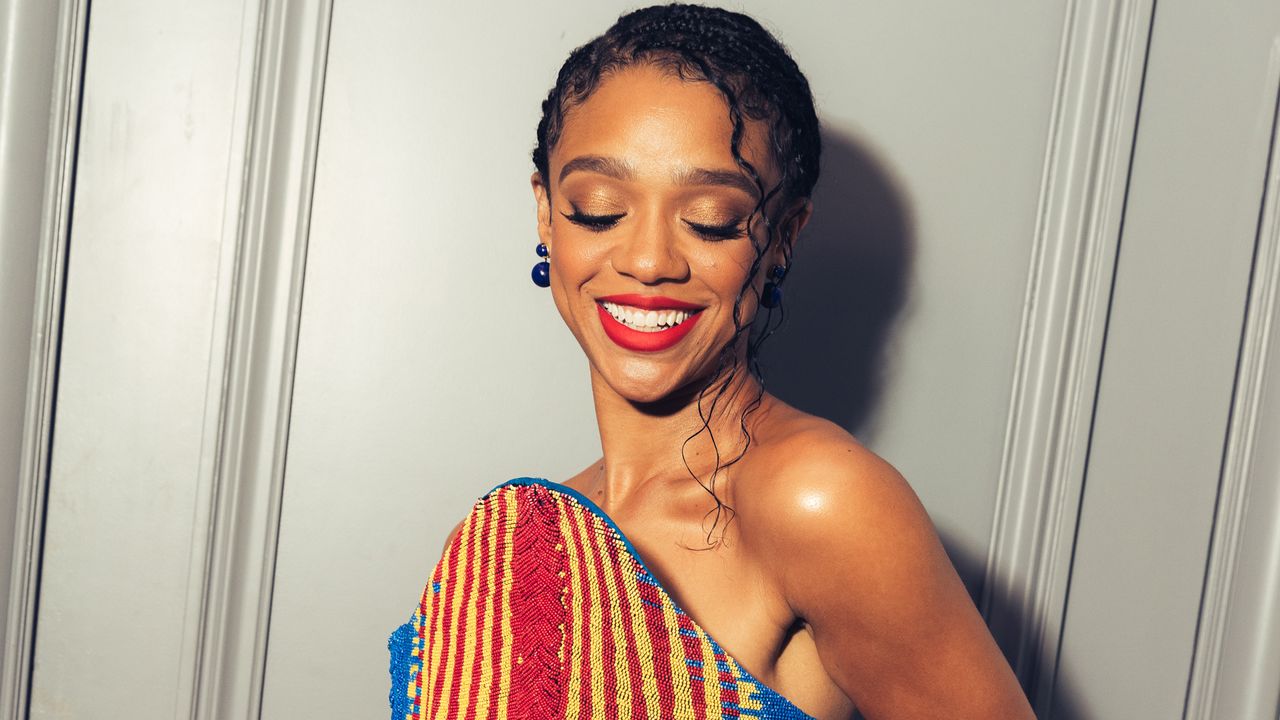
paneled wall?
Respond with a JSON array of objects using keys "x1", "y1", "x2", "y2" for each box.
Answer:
[
  {"x1": 2, "y1": 1, "x2": 1278, "y2": 718},
  {"x1": 0, "y1": 0, "x2": 61, "y2": 682}
]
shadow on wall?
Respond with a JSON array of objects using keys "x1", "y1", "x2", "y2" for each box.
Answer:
[
  {"x1": 760, "y1": 128, "x2": 1082, "y2": 720},
  {"x1": 761, "y1": 127, "x2": 912, "y2": 437},
  {"x1": 941, "y1": 529, "x2": 1086, "y2": 720}
]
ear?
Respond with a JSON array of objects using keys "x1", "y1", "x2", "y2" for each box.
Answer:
[
  {"x1": 531, "y1": 171, "x2": 553, "y2": 247},
  {"x1": 774, "y1": 197, "x2": 813, "y2": 265}
]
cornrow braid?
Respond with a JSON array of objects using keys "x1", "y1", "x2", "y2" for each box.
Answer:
[{"x1": 532, "y1": 3, "x2": 822, "y2": 545}]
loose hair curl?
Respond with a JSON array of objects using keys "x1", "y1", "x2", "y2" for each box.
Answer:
[{"x1": 532, "y1": 3, "x2": 822, "y2": 545}]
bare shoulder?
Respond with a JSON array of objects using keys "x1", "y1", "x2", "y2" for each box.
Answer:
[
  {"x1": 737, "y1": 403, "x2": 1035, "y2": 718},
  {"x1": 751, "y1": 412, "x2": 942, "y2": 607},
  {"x1": 737, "y1": 408, "x2": 931, "y2": 562}
]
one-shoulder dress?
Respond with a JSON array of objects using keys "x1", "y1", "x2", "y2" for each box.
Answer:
[{"x1": 388, "y1": 477, "x2": 815, "y2": 719}]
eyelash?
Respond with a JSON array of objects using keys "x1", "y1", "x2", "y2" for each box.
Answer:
[
  {"x1": 562, "y1": 210, "x2": 625, "y2": 231},
  {"x1": 561, "y1": 210, "x2": 746, "y2": 241},
  {"x1": 685, "y1": 220, "x2": 746, "y2": 241}
]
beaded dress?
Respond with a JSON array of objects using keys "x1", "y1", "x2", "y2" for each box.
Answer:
[{"x1": 388, "y1": 477, "x2": 814, "y2": 719}]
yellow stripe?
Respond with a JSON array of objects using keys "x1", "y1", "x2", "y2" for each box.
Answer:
[
  {"x1": 616, "y1": 545, "x2": 662, "y2": 718},
  {"x1": 658, "y1": 581, "x2": 694, "y2": 712},
  {"x1": 433, "y1": 511, "x2": 475, "y2": 720},
  {"x1": 597, "y1": 520, "x2": 634, "y2": 717},
  {"x1": 472, "y1": 498, "x2": 499, "y2": 719},
  {"x1": 693, "y1": 624, "x2": 724, "y2": 716},
  {"x1": 454, "y1": 503, "x2": 486, "y2": 718},
  {"x1": 401, "y1": 607, "x2": 417, "y2": 717},
  {"x1": 560, "y1": 504, "x2": 587, "y2": 717},
  {"x1": 424, "y1": 511, "x2": 460, "y2": 718},
  {"x1": 725, "y1": 656, "x2": 762, "y2": 712},
  {"x1": 494, "y1": 489, "x2": 518, "y2": 717},
  {"x1": 572, "y1": 506, "x2": 607, "y2": 714}
]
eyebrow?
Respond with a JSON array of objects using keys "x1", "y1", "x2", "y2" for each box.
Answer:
[
  {"x1": 674, "y1": 166, "x2": 760, "y2": 200},
  {"x1": 559, "y1": 155, "x2": 635, "y2": 183},
  {"x1": 558, "y1": 154, "x2": 761, "y2": 199}
]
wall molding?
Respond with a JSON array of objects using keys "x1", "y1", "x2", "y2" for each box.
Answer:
[
  {"x1": 187, "y1": 1, "x2": 333, "y2": 718},
  {"x1": 0, "y1": 1, "x2": 88, "y2": 717},
  {"x1": 980, "y1": 0, "x2": 1154, "y2": 714},
  {"x1": 1183, "y1": 60, "x2": 1280, "y2": 720}
]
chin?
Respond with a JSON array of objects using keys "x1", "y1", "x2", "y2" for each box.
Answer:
[
  {"x1": 601, "y1": 354, "x2": 719, "y2": 408},
  {"x1": 607, "y1": 360, "x2": 676, "y2": 401},
  {"x1": 616, "y1": 387, "x2": 674, "y2": 407}
]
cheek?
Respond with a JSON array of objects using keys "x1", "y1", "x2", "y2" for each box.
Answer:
[
  {"x1": 549, "y1": 225, "x2": 612, "y2": 286},
  {"x1": 545, "y1": 226, "x2": 610, "y2": 336},
  {"x1": 693, "y1": 245, "x2": 759, "y2": 297}
]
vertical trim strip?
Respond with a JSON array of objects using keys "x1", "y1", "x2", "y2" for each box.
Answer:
[
  {"x1": 0, "y1": 1, "x2": 89, "y2": 717},
  {"x1": 980, "y1": 0, "x2": 1154, "y2": 713},
  {"x1": 1183, "y1": 52, "x2": 1280, "y2": 720},
  {"x1": 188, "y1": 1, "x2": 334, "y2": 718}
]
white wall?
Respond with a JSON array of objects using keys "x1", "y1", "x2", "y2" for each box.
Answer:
[{"x1": 3, "y1": 1, "x2": 1279, "y2": 719}]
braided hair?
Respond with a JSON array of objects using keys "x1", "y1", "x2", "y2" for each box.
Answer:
[{"x1": 532, "y1": 3, "x2": 822, "y2": 545}]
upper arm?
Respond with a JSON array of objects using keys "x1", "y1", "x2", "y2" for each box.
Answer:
[{"x1": 760, "y1": 436, "x2": 1034, "y2": 720}]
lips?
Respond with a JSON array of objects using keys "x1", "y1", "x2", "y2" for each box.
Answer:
[{"x1": 595, "y1": 293, "x2": 705, "y2": 352}]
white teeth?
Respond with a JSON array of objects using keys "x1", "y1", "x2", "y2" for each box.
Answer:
[{"x1": 601, "y1": 301, "x2": 695, "y2": 332}]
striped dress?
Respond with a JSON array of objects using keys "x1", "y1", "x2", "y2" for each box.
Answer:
[{"x1": 388, "y1": 477, "x2": 814, "y2": 719}]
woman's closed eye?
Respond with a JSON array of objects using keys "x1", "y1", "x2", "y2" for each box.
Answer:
[
  {"x1": 561, "y1": 207, "x2": 746, "y2": 241},
  {"x1": 562, "y1": 209, "x2": 625, "y2": 231},
  {"x1": 684, "y1": 219, "x2": 746, "y2": 241}
]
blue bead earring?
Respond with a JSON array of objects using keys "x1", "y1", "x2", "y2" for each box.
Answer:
[
  {"x1": 531, "y1": 242, "x2": 550, "y2": 288},
  {"x1": 761, "y1": 264, "x2": 786, "y2": 308}
]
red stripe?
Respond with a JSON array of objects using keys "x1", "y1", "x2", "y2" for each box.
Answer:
[
  {"x1": 636, "y1": 569, "x2": 678, "y2": 715},
  {"x1": 483, "y1": 493, "x2": 510, "y2": 720},
  {"x1": 564, "y1": 502, "x2": 595, "y2": 714},
  {"x1": 605, "y1": 536, "x2": 650, "y2": 718},
  {"x1": 676, "y1": 611, "x2": 709, "y2": 720},
  {"x1": 445, "y1": 500, "x2": 482, "y2": 715},
  {"x1": 414, "y1": 550, "x2": 446, "y2": 714},
  {"x1": 584, "y1": 518, "x2": 620, "y2": 715},
  {"x1": 429, "y1": 507, "x2": 470, "y2": 711},
  {"x1": 462, "y1": 498, "x2": 496, "y2": 720},
  {"x1": 508, "y1": 486, "x2": 568, "y2": 716},
  {"x1": 414, "y1": 601, "x2": 428, "y2": 715},
  {"x1": 717, "y1": 645, "x2": 741, "y2": 717}
]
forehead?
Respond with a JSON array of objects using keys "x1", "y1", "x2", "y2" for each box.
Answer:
[{"x1": 551, "y1": 63, "x2": 776, "y2": 186}]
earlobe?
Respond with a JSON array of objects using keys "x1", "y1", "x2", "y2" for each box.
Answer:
[{"x1": 530, "y1": 171, "x2": 553, "y2": 245}]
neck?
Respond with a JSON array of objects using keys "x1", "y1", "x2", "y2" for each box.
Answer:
[{"x1": 587, "y1": 360, "x2": 767, "y2": 505}]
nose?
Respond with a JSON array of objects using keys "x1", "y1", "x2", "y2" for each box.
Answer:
[{"x1": 609, "y1": 212, "x2": 690, "y2": 285}]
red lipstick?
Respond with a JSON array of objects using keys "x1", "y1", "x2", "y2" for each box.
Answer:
[{"x1": 595, "y1": 294, "x2": 704, "y2": 352}]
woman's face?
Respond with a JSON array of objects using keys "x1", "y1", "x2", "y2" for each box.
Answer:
[{"x1": 532, "y1": 63, "x2": 809, "y2": 405}]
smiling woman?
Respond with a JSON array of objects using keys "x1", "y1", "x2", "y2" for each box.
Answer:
[
  {"x1": 533, "y1": 62, "x2": 802, "y2": 412},
  {"x1": 388, "y1": 5, "x2": 1035, "y2": 719}
]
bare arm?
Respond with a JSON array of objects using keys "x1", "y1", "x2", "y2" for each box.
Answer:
[{"x1": 763, "y1": 440, "x2": 1035, "y2": 719}]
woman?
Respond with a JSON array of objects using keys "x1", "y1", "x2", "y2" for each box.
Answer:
[{"x1": 390, "y1": 5, "x2": 1035, "y2": 719}]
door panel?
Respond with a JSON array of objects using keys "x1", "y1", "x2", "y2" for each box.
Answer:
[
  {"x1": 27, "y1": 1, "x2": 256, "y2": 717},
  {"x1": 1052, "y1": 1, "x2": 1280, "y2": 717}
]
